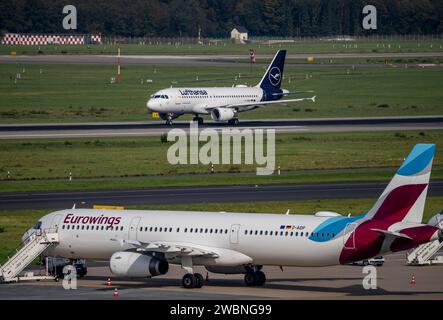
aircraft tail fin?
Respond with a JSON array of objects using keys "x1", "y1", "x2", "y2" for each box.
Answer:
[
  {"x1": 256, "y1": 50, "x2": 286, "y2": 90},
  {"x1": 365, "y1": 144, "x2": 435, "y2": 224}
]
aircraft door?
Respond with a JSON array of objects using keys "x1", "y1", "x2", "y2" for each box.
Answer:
[
  {"x1": 229, "y1": 224, "x2": 240, "y2": 244},
  {"x1": 50, "y1": 215, "x2": 63, "y2": 232},
  {"x1": 128, "y1": 217, "x2": 141, "y2": 240},
  {"x1": 343, "y1": 223, "x2": 357, "y2": 249}
]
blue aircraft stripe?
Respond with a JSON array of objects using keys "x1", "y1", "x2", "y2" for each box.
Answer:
[{"x1": 309, "y1": 214, "x2": 365, "y2": 243}]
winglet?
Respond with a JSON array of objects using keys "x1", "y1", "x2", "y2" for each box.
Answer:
[{"x1": 311, "y1": 95, "x2": 316, "y2": 103}]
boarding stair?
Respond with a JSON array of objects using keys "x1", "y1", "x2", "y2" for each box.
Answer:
[
  {"x1": 0, "y1": 230, "x2": 59, "y2": 283},
  {"x1": 407, "y1": 217, "x2": 443, "y2": 266}
]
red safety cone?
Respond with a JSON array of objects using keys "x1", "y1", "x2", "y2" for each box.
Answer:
[
  {"x1": 113, "y1": 287, "x2": 119, "y2": 298},
  {"x1": 107, "y1": 277, "x2": 111, "y2": 287},
  {"x1": 410, "y1": 274, "x2": 416, "y2": 285}
]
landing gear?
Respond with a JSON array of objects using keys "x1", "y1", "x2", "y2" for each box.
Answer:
[
  {"x1": 228, "y1": 118, "x2": 239, "y2": 126},
  {"x1": 193, "y1": 116, "x2": 204, "y2": 125},
  {"x1": 182, "y1": 273, "x2": 204, "y2": 289},
  {"x1": 244, "y1": 270, "x2": 266, "y2": 286},
  {"x1": 165, "y1": 116, "x2": 173, "y2": 125}
]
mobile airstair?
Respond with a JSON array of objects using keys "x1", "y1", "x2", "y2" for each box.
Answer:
[
  {"x1": 0, "y1": 230, "x2": 59, "y2": 283},
  {"x1": 407, "y1": 215, "x2": 443, "y2": 266}
]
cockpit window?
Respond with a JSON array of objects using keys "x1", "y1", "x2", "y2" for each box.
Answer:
[
  {"x1": 152, "y1": 95, "x2": 168, "y2": 99},
  {"x1": 32, "y1": 221, "x2": 42, "y2": 230}
]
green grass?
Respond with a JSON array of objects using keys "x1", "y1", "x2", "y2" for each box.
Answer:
[
  {"x1": 0, "y1": 130, "x2": 442, "y2": 181},
  {"x1": 0, "y1": 63, "x2": 442, "y2": 123},
  {"x1": 2, "y1": 196, "x2": 442, "y2": 262},
  {"x1": 2, "y1": 40, "x2": 443, "y2": 55}
]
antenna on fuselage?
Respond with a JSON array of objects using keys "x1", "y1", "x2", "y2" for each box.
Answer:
[
  {"x1": 285, "y1": 209, "x2": 290, "y2": 215},
  {"x1": 72, "y1": 203, "x2": 76, "y2": 209}
]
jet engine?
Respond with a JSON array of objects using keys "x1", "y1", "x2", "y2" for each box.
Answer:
[
  {"x1": 110, "y1": 252, "x2": 169, "y2": 277},
  {"x1": 211, "y1": 108, "x2": 235, "y2": 122}
]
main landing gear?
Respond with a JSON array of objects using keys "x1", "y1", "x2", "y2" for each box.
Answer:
[
  {"x1": 165, "y1": 115, "x2": 173, "y2": 125},
  {"x1": 182, "y1": 273, "x2": 204, "y2": 289},
  {"x1": 193, "y1": 116, "x2": 204, "y2": 125},
  {"x1": 228, "y1": 118, "x2": 239, "y2": 126},
  {"x1": 244, "y1": 270, "x2": 266, "y2": 286},
  {"x1": 181, "y1": 256, "x2": 205, "y2": 289}
]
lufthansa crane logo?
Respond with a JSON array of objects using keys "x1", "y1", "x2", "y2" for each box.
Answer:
[{"x1": 269, "y1": 67, "x2": 281, "y2": 86}]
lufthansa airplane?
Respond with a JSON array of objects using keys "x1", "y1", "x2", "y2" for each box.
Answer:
[
  {"x1": 146, "y1": 50, "x2": 315, "y2": 125},
  {"x1": 21, "y1": 144, "x2": 442, "y2": 288}
]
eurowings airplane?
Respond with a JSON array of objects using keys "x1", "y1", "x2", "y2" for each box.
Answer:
[
  {"x1": 22, "y1": 144, "x2": 442, "y2": 288},
  {"x1": 146, "y1": 50, "x2": 315, "y2": 125}
]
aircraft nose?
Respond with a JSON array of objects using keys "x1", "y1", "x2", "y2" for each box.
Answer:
[{"x1": 147, "y1": 99, "x2": 158, "y2": 111}]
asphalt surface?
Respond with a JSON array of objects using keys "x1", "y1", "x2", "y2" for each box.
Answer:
[
  {"x1": 1, "y1": 253, "x2": 442, "y2": 299},
  {"x1": 1, "y1": 180, "x2": 443, "y2": 210},
  {"x1": 2, "y1": 52, "x2": 443, "y2": 65},
  {"x1": 0, "y1": 116, "x2": 442, "y2": 139}
]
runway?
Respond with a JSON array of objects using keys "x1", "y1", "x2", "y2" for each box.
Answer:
[
  {"x1": 1, "y1": 180, "x2": 443, "y2": 210},
  {"x1": 2, "y1": 52, "x2": 443, "y2": 65},
  {"x1": 1, "y1": 253, "x2": 442, "y2": 299},
  {"x1": 0, "y1": 116, "x2": 442, "y2": 139}
]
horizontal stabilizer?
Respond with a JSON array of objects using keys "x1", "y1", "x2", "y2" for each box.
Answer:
[{"x1": 371, "y1": 228, "x2": 413, "y2": 240}]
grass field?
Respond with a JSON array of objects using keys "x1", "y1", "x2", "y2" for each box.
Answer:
[
  {"x1": 0, "y1": 63, "x2": 442, "y2": 123},
  {"x1": 2, "y1": 40, "x2": 443, "y2": 56},
  {"x1": 0, "y1": 130, "x2": 442, "y2": 192},
  {"x1": 1, "y1": 196, "x2": 442, "y2": 262}
]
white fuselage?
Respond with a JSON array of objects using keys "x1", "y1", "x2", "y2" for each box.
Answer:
[
  {"x1": 40, "y1": 209, "x2": 351, "y2": 267},
  {"x1": 146, "y1": 87, "x2": 264, "y2": 115}
]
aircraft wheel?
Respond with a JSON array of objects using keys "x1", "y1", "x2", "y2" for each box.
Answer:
[
  {"x1": 256, "y1": 271, "x2": 266, "y2": 286},
  {"x1": 166, "y1": 119, "x2": 173, "y2": 125},
  {"x1": 194, "y1": 273, "x2": 204, "y2": 288},
  {"x1": 193, "y1": 117, "x2": 204, "y2": 125},
  {"x1": 244, "y1": 272, "x2": 257, "y2": 286},
  {"x1": 228, "y1": 118, "x2": 239, "y2": 126},
  {"x1": 182, "y1": 273, "x2": 197, "y2": 289}
]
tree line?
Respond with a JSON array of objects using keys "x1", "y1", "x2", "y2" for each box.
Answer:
[{"x1": 1, "y1": 0, "x2": 442, "y2": 38}]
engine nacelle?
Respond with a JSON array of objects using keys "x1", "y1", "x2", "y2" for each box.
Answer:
[
  {"x1": 211, "y1": 108, "x2": 235, "y2": 122},
  {"x1": 110, "y1": 252, "x2": 169, "y2": 278}
]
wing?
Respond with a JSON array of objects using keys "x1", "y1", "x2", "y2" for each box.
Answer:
[
  {"x1": 205, "y1": 96, "x2": 316, "y2": 111},
  {"x1": 111, "y1": 238, "x2": 219, "y2": 258}
]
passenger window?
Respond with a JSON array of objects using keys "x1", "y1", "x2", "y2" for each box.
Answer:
[
  {"x1": 62, "y1": 225, "x2": 65, "y2": 229},
  {"x1": 67, "y1": 225, "x2": 70, "y2": 230},
  {"x1": 259, "y1": 231, "x2": 263, "y2": 235},
  {"x1": 177, "y1": 227, "x2": 180, "y2": 232},
  {"x1": 140, "y1": 227, "x2": 143, "y2": 232},
  {"x1": 101, "y1": 226, "x2": 104, "y2": 230},
  {"x1": 245, "y1": 230, "x2": 248, "y2": 235},
  {"x1": 190, "y1": 228, "x2": 193, "y2": 233},
  {"x1": 184, "y1": 228, "x2": 188, "y2": 233},
  {"x1": 77, "y1": 225, "x2": 80, "y2": 230},
  {"x1": 81, "y1": 225, "x2": 85, "y2": 230},
  {"x1": 254, "y1": 230, "x2": 258, "y2": 235},
  {"x1": 120, "y1": 226, "x2": 123, "y2": 231}
]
